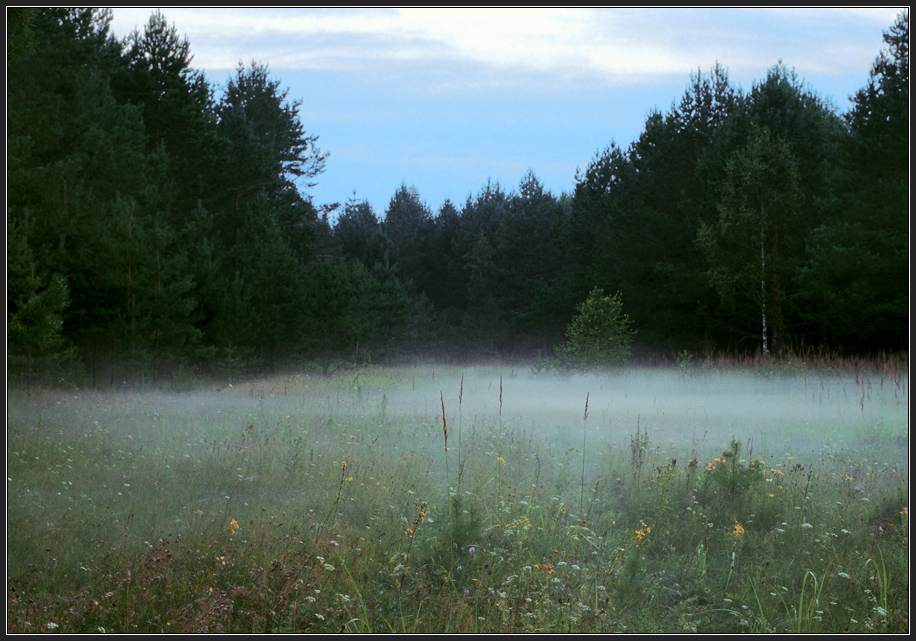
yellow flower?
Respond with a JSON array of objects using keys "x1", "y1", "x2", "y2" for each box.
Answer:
[
  {"x1": 733, "y1": 522, "x2": 745, "y2": 536},
  {"x1": 635, "y1": 522, "x2": 651, "y2": 542},
  {"x1": 497, "y1": 457, "x2": 506, "y2": 466},
  {"x1": 229, "y1": 519, "x2": 239, "y2": 533}
]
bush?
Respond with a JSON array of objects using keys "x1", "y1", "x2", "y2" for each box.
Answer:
[{"x1": 557, "y1": 287, "x2": 635, "y2": 369}]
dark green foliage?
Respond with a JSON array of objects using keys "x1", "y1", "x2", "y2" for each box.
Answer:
[
  {"x1": 334, "y1": 198, "x2": 389, "y2": 267},
  {"x1": 795, "y1": 11, "x2": 908, "y2": 352},
  {"x1": 115, "y1": 11, "x2": 225, "y2": 220},
  {"x1": 7, "y1": 7, "x2": 39, "y2": 62},
  {"x1": 567, "y1": 65, "x2": 741, "y2": 353},
  {"x1": 6, "y1": 9, "x2": 908, "y2": 379},
  {"x1": 698, "y1": 128, "x2": 804, "y2": 353}
]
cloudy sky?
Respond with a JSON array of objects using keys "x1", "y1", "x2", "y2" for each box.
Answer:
[{"x1": 108, "y1": 7, "x2": 904, "y2": 217}]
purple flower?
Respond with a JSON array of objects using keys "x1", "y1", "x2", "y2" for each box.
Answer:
[{"x1": 469, "y1": 547, "x2": 476, "y2": 554}]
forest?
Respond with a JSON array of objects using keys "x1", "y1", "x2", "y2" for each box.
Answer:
[{"x1": 7, "y1": 9, "x2": 909, "y2": 384}]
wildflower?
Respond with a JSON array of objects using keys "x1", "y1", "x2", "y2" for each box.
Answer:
[
  {"x1": 635, "y1": 522, "x2": 651, "y2": 543},
  {"x1": 733, "y1": 522, "x2": 746, "y2": 536},
  {"x1": 469, "y1": 547, "x2": 476, "y2": 554},
  {"x1": 229, "y1": 519, "x2": 239, "y2": 533},
  {"x1": 497, "y1": 457, "x2": 506, "y2": 466},
  {"x1": 801, "y1": 522, "x2": 813, "y2": 528}
]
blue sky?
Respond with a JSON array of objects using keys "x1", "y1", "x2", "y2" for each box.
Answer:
[{"x1": 108, "y1": 7, "x2": 905, "y2": 219}]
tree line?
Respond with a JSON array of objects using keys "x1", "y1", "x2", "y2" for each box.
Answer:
[{"x1": 7, "y1": 9, "x2": 908, "y2": 384}]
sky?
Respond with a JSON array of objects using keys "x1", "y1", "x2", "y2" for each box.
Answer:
[{"x1": 108, "y1": 7, "x2": 905, "y2": 219}]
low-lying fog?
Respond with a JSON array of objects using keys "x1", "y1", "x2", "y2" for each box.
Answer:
[
  {"x1": 10, "y1": 366, "x2": 908, "y2": 474},
  {"x1": 376, "y1": 368, "x2": 908, "y2": 469}
]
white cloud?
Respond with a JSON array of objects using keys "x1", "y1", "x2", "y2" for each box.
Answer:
[{"x1": 109, "y1": 7, "x2": 905, "y2": 90}]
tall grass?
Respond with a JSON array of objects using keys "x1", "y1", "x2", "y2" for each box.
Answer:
[{"x1": 7, "y1": 359, "x2": 909, "y2": 633}]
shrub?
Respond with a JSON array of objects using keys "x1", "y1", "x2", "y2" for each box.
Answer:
[{"x1": 557, "y1": 287, "x2": 635, "y2": 369}]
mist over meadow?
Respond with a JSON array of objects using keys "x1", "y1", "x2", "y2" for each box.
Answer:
[{"x1": 7, "y1": 361, "x2": 908, "y2": 633}]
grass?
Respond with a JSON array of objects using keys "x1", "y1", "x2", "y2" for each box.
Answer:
[{"x1": 6, "y1": 358, "x2": 909, "y2": 633}]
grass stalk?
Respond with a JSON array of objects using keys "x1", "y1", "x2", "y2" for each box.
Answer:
[
  {"x1": 441, "y1": 392, "x2": 451, "y2": 518},
  {"x1": 325, "y1": 460, "x2": 348, "y2": 528},
  {"x1": 457, "y1": 374, "x2": 464, "y2": 497},
  {"x1": 581, "y1": 392, "x2": 589, "y2": 517}
]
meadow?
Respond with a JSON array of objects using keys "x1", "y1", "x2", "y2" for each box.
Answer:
[{"x1": 6, "y1": 357, "x2": 909, "y2": 633}]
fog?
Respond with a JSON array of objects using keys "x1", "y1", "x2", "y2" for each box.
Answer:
[
  {"x1": 367, "y1": 367, "x2": 908, "y2": 468},
  {"x1": 10, "y1": 365, "x2": 907, "y2": 478}
]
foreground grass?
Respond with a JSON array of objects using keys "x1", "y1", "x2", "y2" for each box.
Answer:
[{"x1": 7, "y1": 362, "x2": 909, "y2": 633}]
